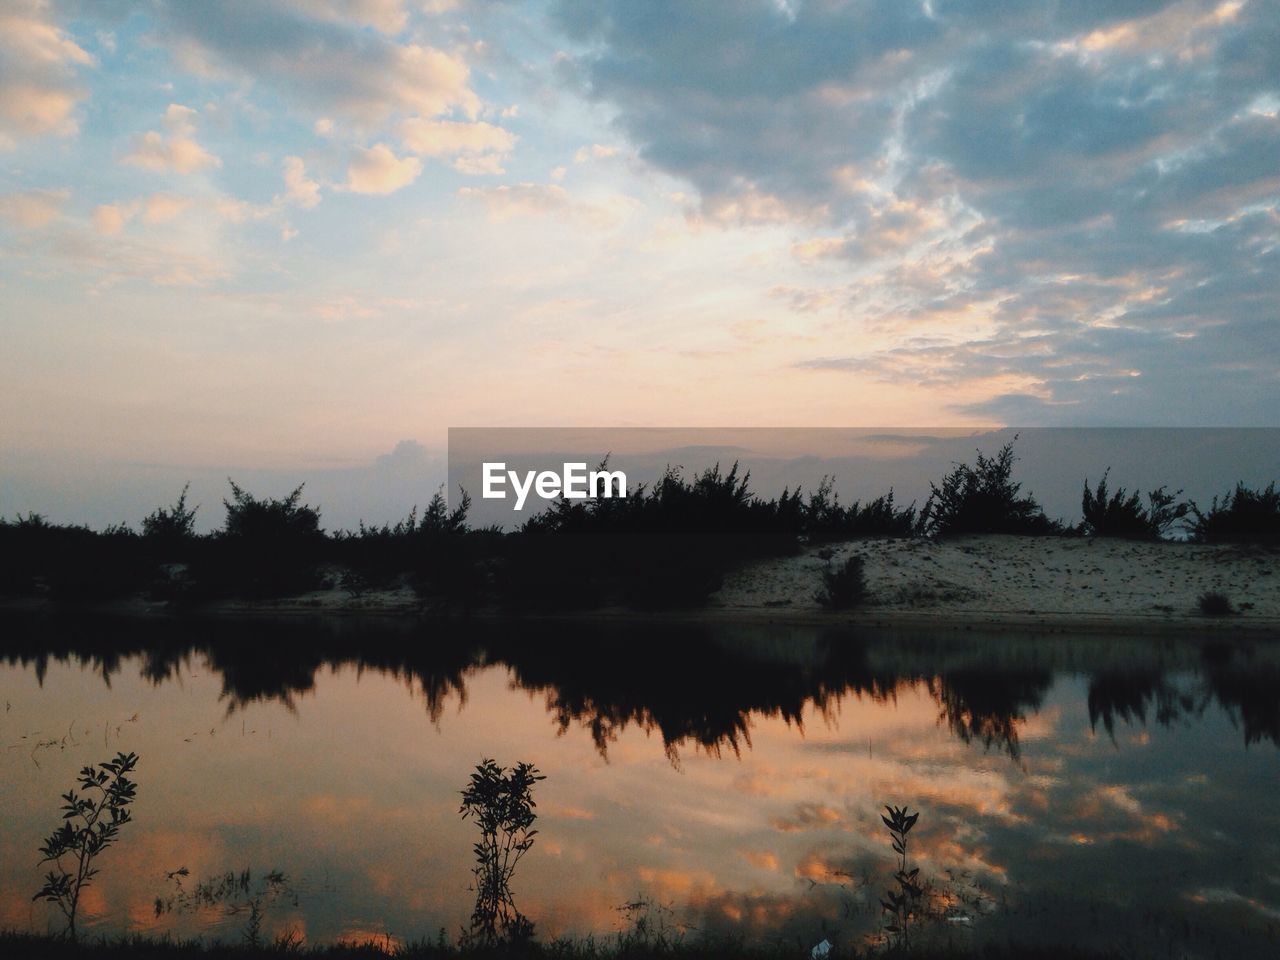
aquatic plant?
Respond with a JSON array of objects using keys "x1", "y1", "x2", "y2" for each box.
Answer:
[
  {"x1": 459, "y1": 758, "x2": 545, "y2": 945},
  {"x1": 33, "y1": 752, "x2": 140, "y2": 942},
  {"x1": 816, "y1": 555, "x2": 869, "y2": 609},
  {"x1": 154, "y1": 866, "x2": 296, "y2": 947},
  {"x1": 1080, "y1": 469, "x2": 1186, "y2": 540},
  {"x1": 879, "y1": 804, "x2": 923, "y2": 951}
]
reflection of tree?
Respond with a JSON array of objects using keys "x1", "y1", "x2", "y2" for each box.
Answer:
[
  {"x1": 1086, "y1": 660, "x2": 1280, "y2": 749},
  {"x1": 1202, "y1": 662, "x2": 1280, "y2": 748},
  {"x1": 498, "y1": 630, "x2": 898, "y2": 764},
  {"x1": 1086, "y1": 672, "x2": 1201, "y2": 743},
  {"x1": 928, "y1": 668, "x2": 1052, "y2": 760},
  {"x1": 3, "y1": 613, "x2": 1276, "y2": 759}
]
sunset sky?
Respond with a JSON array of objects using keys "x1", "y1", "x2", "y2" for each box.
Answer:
[{"x1": 1, "y1": 1, "x2": 1277, "y2": 521}]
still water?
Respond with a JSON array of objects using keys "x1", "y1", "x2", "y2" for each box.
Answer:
[{"x1": 1, "y1": 614, "x2": 1277, "y2": 956}]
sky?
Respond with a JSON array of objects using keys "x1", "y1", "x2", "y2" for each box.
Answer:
[{"x1": 1, "y1": 0, "x2": 1278, "y2": 524}]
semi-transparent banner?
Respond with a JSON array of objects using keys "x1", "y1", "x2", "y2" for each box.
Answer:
[{"x1": 448, "y1": 427, "x2": 1280, "y2": 530}]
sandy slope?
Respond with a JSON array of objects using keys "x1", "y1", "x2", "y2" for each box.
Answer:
[{"x1": 711, "y1": 535, "x2": 1280, "y2": 629}]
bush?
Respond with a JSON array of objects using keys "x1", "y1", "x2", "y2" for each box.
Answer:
[
  {"x1": 816, "y1": 555, "x2": 868, "y2": 609},
  {"x1": 1081, "y1": 469, "x2": 1187, "y2": 539},
  {"x1": 189, "y1": 481, "x2": 326, "y2": 599},
  {"x1": 805, "y1": 478, "x2": 920, "y2": 541},
  {"x1": 0, "y1": 514, "x2": 149, "y2": 603},
  {"x1": 1198, "y1": 591, "x2": 1234, "y2": 617},
  {"x1": 141, "y1": 484, "x2": 199, "y2": 556},
  {"x1": 922, "y1": 441, "x2": 1063, "y2": 538},
  {"x1": 1185, "y1": 482, "x2": 1280, "y2": 544},
  {"x1": 497, "y1": 462, "x2": 802, "y2": 611}
]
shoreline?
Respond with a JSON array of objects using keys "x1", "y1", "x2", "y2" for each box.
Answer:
[{"x1": 2, "y1": 534, "x2": 1277, "y2": 640}]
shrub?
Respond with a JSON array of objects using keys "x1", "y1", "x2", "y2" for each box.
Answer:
[
  {"x1": 0, "y1": 515, "x2": 149, "y2": 603},
  {"x1": 191, "y1": 481, "x2": 326, "y2": 599},
  {"x1": 141, "y1": 484, "x2": 199, "y2": 555},
  {"x1": 922, "y1": 440, "x2": 1063, "y2": 538},
  {"x1": 34, "y1": 752, "x2": 140, "y2": 942},
  {"x1": 459, "y1": 759, "x2": 544, "y2": 945},
  {"x1": 1185, "y1": 482, "x2": 1280, "y2": 544},
  {"x1": 222, "y1": 480, "x2": 322, "y2": 542},
  {"x1": 1198, "y1": 591, "x2": 1234, "y2": 617},
  {"x1": 805, "y1": 477, "x2": 920, "y2": 541},
  {"x1": 1081, "y1": 469, "x2": 1187, "y2": 539},
  {"x1": 816, "y1": 555, "x2": 868, "y2": 609}
]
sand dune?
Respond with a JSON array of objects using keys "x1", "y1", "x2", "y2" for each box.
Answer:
[{"x1": 713, "y1": 535, "x2": 1279, "y2": 631}]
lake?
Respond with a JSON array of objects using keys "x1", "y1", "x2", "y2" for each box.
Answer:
[{"x1": 1, "y1": 613, "x2": 1277, "y2": 957}]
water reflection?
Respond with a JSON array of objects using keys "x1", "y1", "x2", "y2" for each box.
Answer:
[{"x1": 1, "y1": 613, "x2": 1277, "y2": 956}]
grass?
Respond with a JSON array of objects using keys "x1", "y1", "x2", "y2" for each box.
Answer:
[{"x1": 0, "y1": 931, "x2": 1136, "y2": 960}]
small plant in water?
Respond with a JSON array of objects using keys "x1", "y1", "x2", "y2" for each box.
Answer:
[
  {"x1": 879, "y1": 804, "x2": 922, "y2": 952},
  {"x1": 33, "y1": 751, "x2": 140, "y2": 942},
  {"x1": 460, "y1": 758, "x2": 545, "y2": 946},
  {"x1": 155, "y1": 866, "x2": 296, "y2": 946}
]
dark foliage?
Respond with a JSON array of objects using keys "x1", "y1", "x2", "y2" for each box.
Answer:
[
  {"x1": 141, "y1": 485, "x2": 200, "y2": 557},
  {"x1": 815, "y1": 555, "x2": 868, "y2": 609},
  {"x1": 1080, "y1": 469, "x2": 1187, "y2": 540},
  {"x1": 186, "y1": 481, "x2": 327, "y2": 600},
  {"x1": 1197, "y1": 591, "x2": 1234, "y2": 617},
  {"x1": 0, "y1": 929, "x2": 1138, "y2": 959},
  {"x1": 0, "y1": 514, "x2": 149, "y2": 603},
  {"x1": 460, "y1": 760, "x2": 545, "y2": 946},
  {"x1": 1185, "y1": 481, "x2": 1280, "y2": 544},
  {"x1": 804, "y1": 478, "x2": 920, "y2": 541},
  {"x1": 922, "y1": 441, "x2": 1063, "y2": 538},
  {"x1": 496, "y1": 463, "x2": 801, "y2": 610},
  {"x1": 33, "y1": 752, "x2": 140, "y2": 942}
]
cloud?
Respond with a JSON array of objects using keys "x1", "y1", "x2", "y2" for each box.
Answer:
[
  {"x1": 457, "y1": 182, "x2": 634, "y2": 228},
  {"x1": 0, "y1": 187, "x2": 69, "y2": 228},
  {"x1": 573, "y1": 143, "x2": 619, "y2": 163},
  {"x1": 92, "y1": 202, "x2": 131, "y2": 236},
  {"x1": 553, "y1": 0, "x2": 1280, "y2": 423},
  {"x1": 153, "y1": 1, "x2": 480, "y2": 125},
  {"x1": 0, "y1": 0, "x2": 93, "y2": 147},
  {"x1": 122, "y1": 104, "x2": 221, "y2": 174},
  {"x1": 399, "y1": 118, "x2": 516, "y2": 174},
  {"x1": 287, "y1": 0, "x2": 410, "y2": 35},
  {"x1": 281, "y1": 156, "x2": 322, "y2": 207},
  {"x1": 143, "y1": 193, "x2": 190, "y2": 223},
  {"x1": 90, "y1": 193, "x2": 191, "y2": 234},
  {"x1": 345, "y1": 143, "x2": 422, "y2": 194}
]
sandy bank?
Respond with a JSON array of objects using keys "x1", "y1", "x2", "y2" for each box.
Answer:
[
  {"x1": 2, "y1": 536, "x2": 1276, "y2": 637},
  {"x1": 710, "y1": 534, "x2": 1279, "y2": 634}
]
